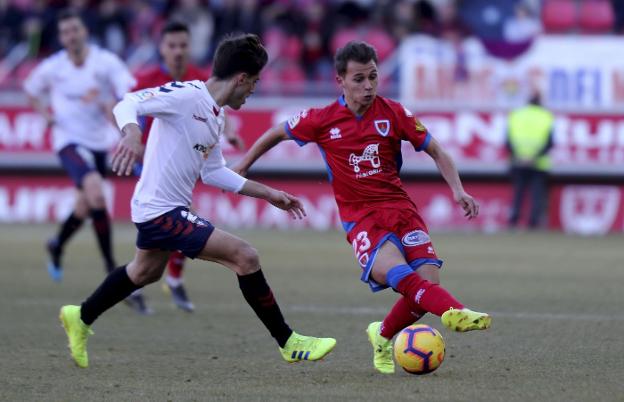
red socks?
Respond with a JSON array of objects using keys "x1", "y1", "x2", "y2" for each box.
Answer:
[
  {"x1": 167, "y1": 250, "x2": 185, "y2": 278},
  {"x1": 394, "y1": 272, "x2": 464, "y2": 317},
  {"x1": 380, "y1": 297, "x2": 426, "y2": 339}
]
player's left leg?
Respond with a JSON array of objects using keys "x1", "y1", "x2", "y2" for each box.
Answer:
[
  {"x1": 194, "y1": 227, "x2": 336, "y2": 362},
  {"x1": 60, "y1": 248, "x2": 169, "y2": 367},
  {"x1": 82, "y1": 171, "x2": 115, "y2": 273}
]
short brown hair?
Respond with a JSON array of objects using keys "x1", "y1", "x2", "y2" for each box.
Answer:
[
  {"x1": 212, "y1": 33, "x2": 268, "y2": 79},
  {"x1": 334, "y1": 41, "x2": 378, "y2": 76}
]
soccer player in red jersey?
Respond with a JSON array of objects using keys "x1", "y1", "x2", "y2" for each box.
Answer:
[
  {"x1": 234, "y1": 41, "x2": 491, "y2": 374},
  {"x1": 132, "y1": 21, "x2": 245, "y2": 313}
]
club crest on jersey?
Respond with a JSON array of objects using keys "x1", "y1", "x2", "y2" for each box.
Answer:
[
  {"x1": 401, "y1": 230, "x2": 431, "y2": 247},
  {"x1": 374, "y1": 120, "x2": 390, "y2": 137}
]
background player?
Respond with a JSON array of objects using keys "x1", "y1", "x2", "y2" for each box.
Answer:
[
  {"x1": 23, "y1": 10, "x2": 135, "y2": 285},
  {"x1": 233, "y1": 41, "x2": 491, "y2": 374},
  {"x1": 132, "y1": 21, "x2": 245, "y2": 313},
  {"x1": 59, "y1": 33, "x2": 336, "y2": 368}
]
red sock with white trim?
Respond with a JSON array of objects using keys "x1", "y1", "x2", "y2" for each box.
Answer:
[
  {"x1": 380, "y1": 296, "x2": 426, "y2": 339},
  {"x1": 167, "y1": 250, "x2": 185, "y2": 280},
  {"x1": 395, "y1": 273, "x2": 464, "y2": 317}
]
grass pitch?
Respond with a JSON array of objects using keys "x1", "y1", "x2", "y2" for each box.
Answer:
[{"x1": 0, "y1": 224, "x2": 622, "y2": 402}]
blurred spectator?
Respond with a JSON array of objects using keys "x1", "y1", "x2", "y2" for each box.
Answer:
[
  {"x1": 1, "y1": 0, "x2": 622, "y2": 94},
  {"x1": 0, "y1": 0, "x2": 24, "y2": 58},
  {"x1": 613, "y1": 0, "x2": 624, "y2": 33},
  {"x1": 300, "y1": 0, "x2": 334, "y2": 80},
  {"x1": 503, "y1": 2, "x2": 541, "y2": 43},
  {"x1": 414, "y1": 0, "x2": 440, "y2": 36},
  {"x1": 387, "y1": 0, "x2": 418, "y2": 41},
  {"x1": 170, "y1": 0, "x2": 214, "y2": 63},
  {"x1": 93, "y1": 0, "x2": 129, "y2": 56}
]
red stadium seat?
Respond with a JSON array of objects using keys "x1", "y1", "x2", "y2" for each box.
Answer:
[
  {"x1": 578, "y1": 0, "x2": 615, "y2": 32},
  {"x1": 542, "y1": 0, "x2": 577, "y2": 33}
]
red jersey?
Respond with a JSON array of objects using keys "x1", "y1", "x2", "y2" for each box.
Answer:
[
  {"x1": 133, "y1": 64, "x2": 209, "y2": 142},
  {"x1": 285, "y1": 95, "x2": 431, "y2": 224}
]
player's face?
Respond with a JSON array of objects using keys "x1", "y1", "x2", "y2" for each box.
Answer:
[
  {"x1": 58, "y1": 17, "x2": 88, "y2": 54},
  {"x1": 337, "y1": 60, "x2": 378, "y2": 110},
  {"x1": 160, "y1": 31, "x2": 190, "y2": 70},
  {"x1": 227, "y1": 73, "x2": 260, "y2": 110}
]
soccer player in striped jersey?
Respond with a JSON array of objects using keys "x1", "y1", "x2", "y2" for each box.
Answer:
[
  {"x1": 234, "y1": 41, "x2": 491, "y2": 374},
  {"x1": 58, "y1": 34, "x2": 336, "y2": 368}
]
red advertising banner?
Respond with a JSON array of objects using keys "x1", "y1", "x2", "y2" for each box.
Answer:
[
  {"x1": 1, "y1": 106, "x2": 623, "y2": 175},
  {"x1": 1, "y1": 176, "x2": 622, "y2": 234}
]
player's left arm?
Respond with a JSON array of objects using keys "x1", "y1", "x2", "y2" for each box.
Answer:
[
  {"x1": 424, "y1": 137, "x2": 479, "y2": 219},
  {"x1": 201, "y1": 151, "x2": 305, "y2": 220}
]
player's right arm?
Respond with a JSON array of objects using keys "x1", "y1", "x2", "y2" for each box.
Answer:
[
  {"x1": 111, "y1": 81, "x2": 195, "y2": 175},
  {"x1": 231, "y1": 123, "x2": 290, "y2": 176},
  {"x1": 232, "y1": 108, "x2": 317, "y2": 176},
  {"x1": 23, "y1": 59, "x2": 54, "y2": 127}
]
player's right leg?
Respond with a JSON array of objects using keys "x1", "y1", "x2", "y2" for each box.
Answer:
[
  {"x1": 195, "y1": 228, "x2": 336, "y2": 363},
  {"x1": 164, "y1": 250, "x2": 194, "y2": 312},
  {"x1": 371, "y1": 242, "x2": 491, "y2": 333},
  {"x1": 60, "y1": 248, "x2": 169, "y2": 368},
  {"x1": 46, "y1": 191, "x2": 88, "y2": 281}
]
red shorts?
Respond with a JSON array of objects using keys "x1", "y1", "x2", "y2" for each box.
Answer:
[{"x1": 344, "y1": 207, "x2": 443, "y2": 292}]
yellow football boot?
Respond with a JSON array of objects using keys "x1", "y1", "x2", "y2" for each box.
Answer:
[
  {"x1": 366, "y1": 321, "x2": 395, "y2": 374},
  {"x1": 59, "y1": 305, "x2": 93, "y2": 368},
  {"x1": 441, "y1": 308, "x2": 491, "y2": 332},
  {"x1": 279, "y1": 332, "x2": 336, "y2": 363}
]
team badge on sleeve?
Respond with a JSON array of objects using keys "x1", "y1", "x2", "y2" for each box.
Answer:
[
  {"x1": 288, "y1": 109, "x2": 308, "y2": 129},
  {"x1": 134, "y1": 89, "x2": 156, "y2": 102},
  {"x1": 374, "y1": 119, "x2": 390, "y2": 137},
  {"x1": 414, "y1": 118, "x2": 426, "y2": 132}
]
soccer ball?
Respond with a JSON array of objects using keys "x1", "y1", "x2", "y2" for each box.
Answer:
[{"x1": 394, "y1": 324, "x2": 445, "y2": 375}]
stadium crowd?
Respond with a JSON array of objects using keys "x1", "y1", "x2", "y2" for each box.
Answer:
[{"x1": 1, "y1": 0, "x2": 622, "y2": 94}]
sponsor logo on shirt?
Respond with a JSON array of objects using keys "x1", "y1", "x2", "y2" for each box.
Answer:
[
  {"x1": 374, "y1": 119, "x2": 390, "y2": 137},
  {"x1": 401, "y1": 230, "x2": 431, "y2": 247},
  {"x1": 193, "y1": 143, "x2": 214, "y2": 159},
  {"x1": 329, "y1": 127, "x2": 342, "y2": 139},
  {"x1": 349, "y1": 143, "x2": 382, "y2": 178},
  {"x1": 193, "y1": 114, "x2": 208, "y2": 123}
]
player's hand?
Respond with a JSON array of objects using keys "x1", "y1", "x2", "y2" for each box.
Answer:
[
  {"x1": 112, "y1": 128, "x2": 142, "y2": 176},
  {"x1": 226, "y1": 133, "x2": 245, "y2": 151},
  {"x1": 455, "y1": 191, "x2": 479, "y2": 219},
  {"x1": 268, "y1": 190, "x2": 307, "y2": 220}
]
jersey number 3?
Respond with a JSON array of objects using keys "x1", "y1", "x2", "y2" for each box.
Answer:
[{"x1": 352, "y1": 231, "x2": 371, "y2": 268}]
